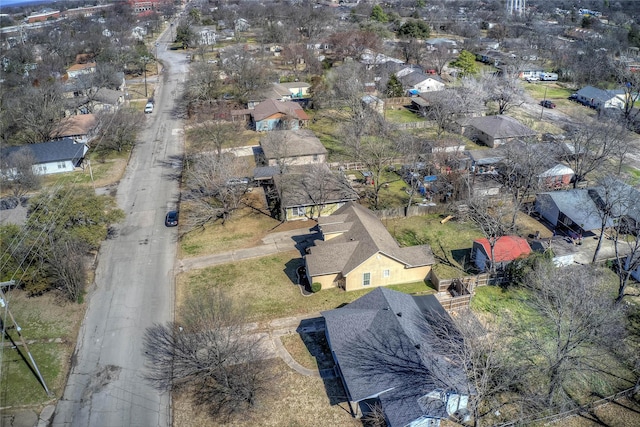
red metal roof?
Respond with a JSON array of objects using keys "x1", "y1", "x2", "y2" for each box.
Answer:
[{"x1": 474, "y1": 236, "x2": 531, "y2": 262}]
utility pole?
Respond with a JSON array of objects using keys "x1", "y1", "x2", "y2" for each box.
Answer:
[
  {"x1": 0, "y1": 283, "x2": 52, "y2": 396},
  {"x1": 141, "y1": 56, "x2": 151, "y2": 98}
]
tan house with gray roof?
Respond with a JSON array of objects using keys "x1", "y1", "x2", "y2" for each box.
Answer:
[{"x1": 305, "y1": 202, "x2": 435, "y2": 291}]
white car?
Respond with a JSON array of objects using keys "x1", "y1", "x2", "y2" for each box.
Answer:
[{"x1": 144, "y1": 102, "x2": 154, "y2": 114}]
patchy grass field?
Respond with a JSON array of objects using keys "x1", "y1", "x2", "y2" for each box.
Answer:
[
  {"x1": 176, "y1": 250, "x2": 433, "y2": 322},
  {"x1": 172, "y1": 359, "x2": 360, "y2": 427},
  {"x1": 0, "y1": 290, "x2": 84, "y2": 407},
  {"x1": 42, "y1": 151, "x2": 129, "y2": 190},
  {"x1": 179, "y1": 205, "x2": 284, "y2": 257}
]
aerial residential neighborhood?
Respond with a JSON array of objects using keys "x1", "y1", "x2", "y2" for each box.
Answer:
[{"x1": 1, "y1": 0, "x2": 640, "y2": 426}]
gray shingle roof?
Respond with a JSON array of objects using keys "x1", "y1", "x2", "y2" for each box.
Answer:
[
  {"x1": 576, "y1": 85, "x2": 624, "y2": 103},
  {"x1": 322, "y1": 288, "x2": 468, "y2": 426},
  {"x1": 272, "y1": 164, "x2": 359, "y2": 209},
  {"x1": 306, "y1": 202, "x2": 435, "y2": 277},
  {"x1": 1, "y1": 138, "x2": 88, "y2": 166},
  {"x1": 467, "y1": 115, "x2": 537, "y2": 139},
  {"x1": 259, "y1": 129, "x2": 327, "y2": 160}
]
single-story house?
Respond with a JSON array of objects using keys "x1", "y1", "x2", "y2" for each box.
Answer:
[
  {"x1": 279, "y1": 81, "x2": 311, "y2": 98},
  {"x1": 272, "y1": 164, "x2": 359, "y2": 221},
  {"x1": 0, "y1": 137, "x2": 88, "y2": 177},
  {"x1": 468, "y1": 174, "x2": 502, "y2": 197},
  {"x1": 536, "y1": 162, "x2": 574, "y2": 189},
  {"x1": 472, "y1": 236, "x2": 532, "y2": 271},
  {"x1": 535, "y1": 190, "x2": 611, "y2": 233},
  {"x1": 52, "y1": 114, "x2": 97, "y2": 144},
  {"x1": 425, "y1": 37, "x2": 458, "y2": 53},
  {"x1": 574, "y1": 86, "x2": 626, "y2": 110},
  {"x1": 590, "y1": 177, "x2": 640, "y2": 234},
  {"x1": 305, "y1": 202, "x2": 435, "y2": 291},
  {"x1": 322, "y1": 287, "x2": 470, "y2": 426},
  {"x1": 462, "y1": 115, "x2": 537, "y2": 148},
  {"x1": 66, "y1": 62, "x2": 96, "y2": 79},
  {"x1": 465, "y1": 149, "x2": 503, "y2": 174},
  {"x1": 251, "y1": 99, "x2": 309, "y2": 131},
  {"x1": 399, "y1": 71, "x2": 445, "y2": 94},
  {"x1": 258, "y1": 129, "x2": 327, "y2": 168}
]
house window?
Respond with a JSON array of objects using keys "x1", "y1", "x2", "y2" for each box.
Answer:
[
  {"x1": 363, "y1": 272, "x2": 371, "y2": 286},
  {"x1": 58, "y1": 162, "x2": 65, "y2": 169},
  {"x1": 293, "y1": 206, "x2": 306, "y2": 217},
  {"x1": 313, "y1": 154, "x2": 318, "y2": 162},
  {"x1": 383, "y1": 269, "x2": 390, "y2": 278}
]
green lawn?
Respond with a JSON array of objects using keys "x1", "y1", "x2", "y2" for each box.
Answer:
[
  {"x1": 0, "y1": 291, "x2": 83, "y2": 407},
  {"x1": 387, "y1": 214, "x2": 485, "y2": 278},
  {"x1": 384, "y1": 108, "x2": 423, "y2": 123},
  {"x1": 177, "y1": 250, "x2": 433, "y2": 322}
]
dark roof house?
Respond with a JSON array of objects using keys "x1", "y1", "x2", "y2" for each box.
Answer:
[
  {"x1": 463, "y1": 115, "x2": 537, "y2": 147},
  {"x1": 322, "y1": 287, "x2": 470, "y2": 426},
  {"x1": 1, "y1": 138, "x2": 88, "y2": 176}
]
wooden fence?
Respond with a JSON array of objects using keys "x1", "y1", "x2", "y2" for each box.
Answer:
[
  {"x1": 372, "y1": 204, "x2": 448, "y2": 220},
  {"x1": 385, "y1": 97, "x2": 412, "y2": 106},
  {"x1": 393, "y1": 121, "x2": 431, "y2": 129}
]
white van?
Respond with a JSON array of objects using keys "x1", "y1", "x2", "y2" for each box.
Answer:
[{"x1": 144, "y1": 102, "x2": 154, "y2": 114}]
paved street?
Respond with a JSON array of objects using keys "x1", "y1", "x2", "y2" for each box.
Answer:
[{"x1": 52, "y1": 27, "x2": 186, "y2": 427}]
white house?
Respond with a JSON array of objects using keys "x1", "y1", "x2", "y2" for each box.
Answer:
[
  {"x1": 198, "y1": 28, "x2": 217, "y2": 46},
  {"x1": 1, "y1": 138, "x2": 88, "y2": 177}
]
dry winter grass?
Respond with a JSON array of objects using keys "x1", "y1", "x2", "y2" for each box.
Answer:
[{"x1": 172, "y1": 359, "x2": 360, "y2": 427}]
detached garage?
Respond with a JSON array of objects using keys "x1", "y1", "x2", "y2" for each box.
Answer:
[{"x1": 472, "y1": 236, "x2": 531, "y2": 272}]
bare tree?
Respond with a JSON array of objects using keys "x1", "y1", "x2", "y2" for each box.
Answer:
[
  {"x1": 5, "y1": 81, "x2": 66, "y2": 144},
  {"x1": 185, "y1": 61, "x2": 224, "y2": 105},
  {"x1": 186, "y1": 152, "x2": 251, "y2": 227},
  {"x1": 518, "y1": 262, "x2": 626, "y2": 409},
  {"x1": 1, "y1": 148, "x2": 42, "y2": 197},
  {"x1": 465, "y1": 197, "x2": 516, "y2": 274},
  {"x1": 479, "y1": 72, "x2": 525, "y2": 115},
  {"x1": 143, "y1": 290, "x2": 271, "y2": 421},
  {"x1": 188, "y1": 120, "x2": 241, "y2": 156},
  {"x1": 47, "y1": 237, "x2": 89, "y2": 302},
  {"x1": 94, "y1": 108, "x2": 145, "y2": 153},
  {"x1": 563, "y1": 119, "x2": 626, "y2": 188},
  {"x1": 426, "y1": 44, "x2": 456, "y2": 75},
  {"x1": 498, "y1": 141, "x2": 557, "y2": 225}
]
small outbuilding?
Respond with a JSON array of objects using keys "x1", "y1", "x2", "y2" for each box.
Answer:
[{"x1": 472, "y1": 236, "x2": 531, "y2": 272}]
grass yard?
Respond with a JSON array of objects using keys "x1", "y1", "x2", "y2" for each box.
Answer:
[
  {"x1": 172, "y1": 359, "x2": 361, "y2": 427},
  {"x1": 384, "y1": 107, "x2": 423, "y2": 123},
  {"x1": 386, "y1": 214, "x2": 485, "y2": 278},
  {"x1": 176, "y1": 250, "x2": 433, "y2": 322},
  {"x1": 42, "y1": 152, "x2": 129, "y2": 190},
  {"x1": 307, "y1": 110, "x2": 349, "y2": 161},
  {"x1": 179, "y1": 206, "x2": 283, "y2": 257},
  {"x1": 0, "y1": 291, "x2": 84, "y2": 407},
  {"x1": 280, "y1": 331, "x2": 334, "y2": 371}
]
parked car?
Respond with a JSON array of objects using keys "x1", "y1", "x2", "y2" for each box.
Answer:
[
  {"x1": 540, "y1": 100, "x2": 556, "y2": 109},
  {"x1": 526, "y1": 76, "x2": 540, "y2": 82},
  {"x1": 144, "y1": 102, "x2": 154, "y2": 114},
  {"x1": 165, "y1": 210, "x2": 179, "y2": 227}
]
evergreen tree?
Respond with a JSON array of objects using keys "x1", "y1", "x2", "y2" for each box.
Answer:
[
  {"x1": 371, "y1": 5, "x2": 389, "y2": 23},
  {"x1": 386, "y1": 73, "x2": 404, "y2": 97},
  {"x1": 450, "y1": 50, "x2": 478, "y2": 77}
]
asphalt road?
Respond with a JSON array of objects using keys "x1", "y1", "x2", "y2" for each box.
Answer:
[{"x1": 52, "y1": 29, "x2": 187, "y2": 427}]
